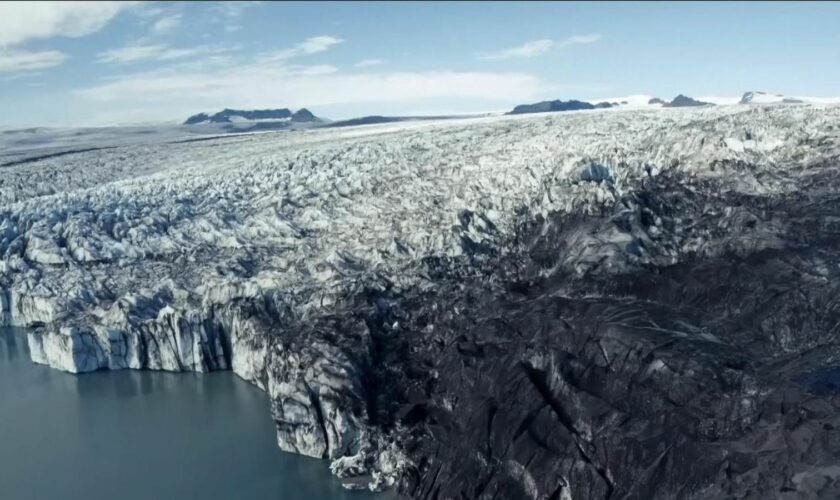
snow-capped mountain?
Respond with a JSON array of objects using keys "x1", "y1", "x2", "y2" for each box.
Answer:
[
  {"x1": 628, "y1": 94, "x2": 715, "y2": 108},
  {"x1": 704, "y1": 92, "x2": 840, "y2": 106},
  {"x1": 185, "y1": 108, "x2": 290, "y2": 124},
  {"x1": 508, "y1": 99, "x2": 613, "y2": 115},
  {"x1": 589, "y1": 92, "x2": 840, "y2": 109},
  {"x1": 181, "y1": 107, "x2": 325, "y2": 133},
  {"x1": 183, "y1": 108, "x2": 323, "y2": 125},
  {"x1": 739, "y1": 91, "x2": 797, "y2": 104},
  {"x1": 579, "y1": 94, "x2": 713, "y2": 110},
  {"x1": 663, "y1": 94, "x2": 713, "y2": 107},
  {"x1": 736, "y1": 91, "x2": 840, "y2": 105}
]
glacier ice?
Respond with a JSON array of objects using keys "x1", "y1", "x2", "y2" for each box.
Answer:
[{"x1": 4, "y1": 103, "x2": 840, "y2": 497}]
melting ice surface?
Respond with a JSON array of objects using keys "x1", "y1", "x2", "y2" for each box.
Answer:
[{"x1": 0, "y1": 328, "x2": 395, "y2": 500}]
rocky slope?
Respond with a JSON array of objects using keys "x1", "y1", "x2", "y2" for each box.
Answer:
[
  {"x1": 183, "y1": 107, "x2": 324, "y2": 133},
  {"x1": 508, "y1": 99, "x2": 612, "y2": 115},
  {"x1": 739, "y1": 91, "x2": 807, "y2": 105},
  {"x1": 4, "y1": 104, "x2": 840, "y2": 497},
  {"x1": 184, "y1": 108, "x2": 295, "y2": 124},
  {"x1": 663, "y1": 94, "x2": 714, "y2": 107}
]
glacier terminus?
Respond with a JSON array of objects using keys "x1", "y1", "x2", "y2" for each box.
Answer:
[{"x1": 3, "y1": 103, "x2": 840, "y2": 498}]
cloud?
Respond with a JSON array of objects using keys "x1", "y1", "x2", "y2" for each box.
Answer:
[
  {"x1": 75, "y1": 62, "x2": 548, "y2": 119},
  {"x1": 558, "y1": 34, "x2": 601, "y2": 47},
  {"x1": 72, "y1": 34, "x2": 574, "y2": 124},
  {"x1": 151, "y1": 13, "x2": 182, "y2": 35},
  {"x1": 0, "y1": 1, "x2": 136, "y2": 47},
  {"x1": 97, "y1": 44, "x2": 227, "y2": 64},
  {"x1": 478, "y1": 39, "x2": 555, "y2": 61},
  {"x1": 259, "y1": 35, "x2": 344, "y2": 63},
  {"x1": 213, "y1": 1, "x2": 261, "y2": 32},
  {"x1": 215, "y1": 1, "x2": 262, "y2": 20},
  {"x1": 355, "y1": 59, "x2": 385, "y2": 68},
  {"x1": 0, "y1": 2, "x2": 136, "y2": 75},
  {"x1": 0, "y1": 50, "x2": 67, "y2": 73},
  {"x1": 285, "y1": 64, "x2": 339, "y2": 76},
  {"x1": 0, "y1": 71, "x2": 40, "y2": 82},
  {"x1": 131, "y1": 4, "x2": 167, "y2": 19},
  {"x1": 477, "y1": 34, "x2": 601, "y2": 60},
  {"x1": 298, "y1": 35, "x2": 343, "y2": 54}
]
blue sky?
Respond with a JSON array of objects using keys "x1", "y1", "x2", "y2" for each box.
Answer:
[{"x1": 1, "y1": 1, "x2": 839, "y2": 127}]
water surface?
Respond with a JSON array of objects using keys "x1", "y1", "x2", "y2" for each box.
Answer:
[{"x1": 0, "y1": 328, "x2": 393, "y2": 500}]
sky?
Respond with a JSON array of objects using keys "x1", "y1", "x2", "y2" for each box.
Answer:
[{"x1": 0, "y1": 1, "x2": 839, "y2": 128}]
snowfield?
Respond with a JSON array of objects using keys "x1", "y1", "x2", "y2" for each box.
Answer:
[
  {"x1": 4, "y1": 103, "x2": 840, "y2": 497},
  {"x1": 0, "y1": 106, "x2": 810, "y2": 330}
]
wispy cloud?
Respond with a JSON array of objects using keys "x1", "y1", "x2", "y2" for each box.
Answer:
[
  {"x1": 477, "y1": 34, "x2": 601, "y2": 60},
  {"x1": 213, "y1": 1, "x2": 262, "y2": 32},
  {"x1": 258, "y1": 35, "x2": 344, "y2": 63},
  {"x1": 97, "y1": 44, "x2": 227, "y2": 64},
  {"x1": 478, "y1": 39, "x2": 555, "y2": 61},
  {"x1": 131, "y1": 4, "x2": 167, "y2": 20},
  {"x1": 355, "y1": 59, "x2": 385, "y2": 68},
  {"x1": 286, "y1": 64, "x2": 339, "y2": 76},
  {"x1": 0, "y1": 73, "x2": 37, "y2": 82},
  {"x1": 0, "y1": 1, "x2": 137, "y2": 47},
  {"x1": 0, "y1": 50, "x2": 67, "y2": 73},
  {"x1": 215, "y1": 1, "x2": 262, "y2": 20},
  {"x1": 296, "y1": 35, "x2": 343, "y2": 54},
  {"x1": 151, "y1": 13, "x2": 182, "y2": 35},
  {"x1": 0, "y1": 2, "x2": 136, "y2": 75},
  {"x1": 75, "y1": 34, "x2": 548, "y2": 123},
  {"x1": 77, "y1": 67, "x2": 546, "y2": 108},
  {"x1": 557, "y1": 34, "x2": 601, "y2": 47}
]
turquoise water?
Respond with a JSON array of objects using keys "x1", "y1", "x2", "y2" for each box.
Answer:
[{"x1": 0, "y1": 328, "x2": 394, "y2": 500}]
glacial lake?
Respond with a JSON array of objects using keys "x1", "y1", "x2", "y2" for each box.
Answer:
[{"x1": 0, "y1": 328, "x2": 396, "y2": 500}]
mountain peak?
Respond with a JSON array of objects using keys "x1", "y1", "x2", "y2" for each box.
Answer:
[
  {"x1": 508, "y1": 99, "x2": 608, "y2": 115},
  {"x1": 291, "y1": 108, "x2": 317, "y2": 122},
  {"x1": 184, "y1": 108, "x2": 297, "y2": 125},
  {"x1": 663, "y1": 95, "x2": 713, "y2": 108},
  {"x1": 739, "y1": 91, "x2": 803, "y2": 105},
  {"x1": 181, "y1": 107, "x2": 324, "y2": 134}
]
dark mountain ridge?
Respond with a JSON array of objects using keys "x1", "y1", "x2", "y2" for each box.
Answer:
[
  {"x1": 184, "y1": 108, "x2": 322, "y2": 125},
  {"x1": 508, "y1": 99, "x2": 613, "y2": 115}
]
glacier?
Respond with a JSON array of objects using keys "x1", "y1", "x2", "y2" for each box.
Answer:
[{"x1": 3, "y1": 103, "x2": 840, "y2": 498}]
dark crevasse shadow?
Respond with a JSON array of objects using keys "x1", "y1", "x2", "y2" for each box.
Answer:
[
  {"x1": 0, "y1": 327, "x2": 21, "y2": 361},
  {"x1": 346, "y1": 169, "x2": 840, "y2": 499}
]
